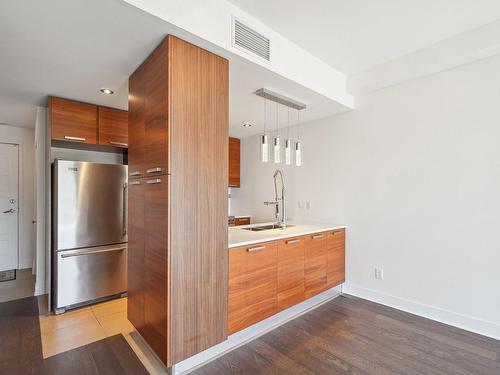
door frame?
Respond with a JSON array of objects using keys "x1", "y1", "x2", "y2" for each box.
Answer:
[{"x1": 0, "y1": 139, "x2": 22, "y2": 270}]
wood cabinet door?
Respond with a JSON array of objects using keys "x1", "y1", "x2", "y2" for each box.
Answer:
[
  {"x1": 50, "y1": 97, "x2": 97, "y2": 144},
  {"x1": 228, "y1": 137, "x2": 240, "y2": 187},
  {"x1": 228, "y1": 241, "x2": 278, "y2": 334},
  {"x1": 304, "y1": 232, "x2": 328, "y2": 299},
  {"x1": 143, "y1": 176, "x2": 169, "y2": 365},
  {"x1": 98, "y1": 107, "x2": 128, "y2": 148},
  {"x1": 127, "y1": 180, "x2": 145, "y2": 334},
  {"x1": 277, "y1": 237, "x2": 305, "y2": 311},
  {"x1": 326, "y1": 229, "x2": 346, "y2": 288},
  {"x1": 144, "y1": 39, "x2": 168, "y2": 178},
  {"x1": 128, "y1": 62, "x2": 147, "y2": 179},
  {"x1": 234, "y1": 217, "x2": 250, "y2": 226}
]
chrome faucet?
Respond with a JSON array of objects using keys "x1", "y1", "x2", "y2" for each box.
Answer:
[{"x1": 264, "y1": 170, "x2": 287, "y2": 228}]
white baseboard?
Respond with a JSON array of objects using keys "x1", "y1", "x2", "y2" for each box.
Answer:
[
  {"x1": 343, "y1": 283, "x2": 500, "y2": 340},
  {"x1": 173, "y1": 286, "x2": 342, "y2": 375},
  {"x1": 34, "y1": 281, "x2": 46, "y2": 296}
]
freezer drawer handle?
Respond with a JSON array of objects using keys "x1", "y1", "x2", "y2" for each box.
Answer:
[
  {"x1": 146, "y1": 178, "x2": 162, "y2": 184},
  {"x1": 109, "y1": 141, "x2": 128, "y2": 147},
  {"x1": 64, "y1": 136, "x2": 86, "y2": 142},
  {"x1": 60, "y1": 247, "x2": 126, "y2": 258},
  {"x1": 146, "y1": 167, "x2": 162, "y2": 174}
]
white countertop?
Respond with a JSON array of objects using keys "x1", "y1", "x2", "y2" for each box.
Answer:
[{"x1": 229, "y1": 222, "x2": 346, "y2": 248}]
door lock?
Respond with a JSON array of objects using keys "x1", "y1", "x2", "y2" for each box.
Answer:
[{"x1": 9, "y1": 199, "x2": 16, "y2": 204}]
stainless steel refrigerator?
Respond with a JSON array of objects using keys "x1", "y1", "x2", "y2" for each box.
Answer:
[{"x1": 53, "y1": 160, "x2": 128, "y2": 313}]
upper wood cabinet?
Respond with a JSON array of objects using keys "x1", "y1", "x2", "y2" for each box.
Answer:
[
  {"x1": 277, "y1": 237, "x2": 305, "y2": 311},
  {"x1": 234, "y1": 216, "x2": 250, "y2": 226},
  {"x1": 49, "y1": 96, "x2": 128, "y2": 148},
  {"x1": 229, "y1": 137, "x2": 240, "y2": 187},
  {"x1": 228, "y1": 241, "x2": 278, "y2": 334},
  {"x1": 326, "y1": 229, "x2": 346, "y2": 288},
  {"x1": 50, "y1": 97, "x2": 97, "y2": 144},
  {"x1": 98, "y1": 107, "x2": 128, "y2": 148},
  {"x1": 128, "y1": 35, "x2": 228, "y2": 366}
]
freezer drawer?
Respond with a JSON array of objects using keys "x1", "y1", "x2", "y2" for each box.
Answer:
[{"x1": 55, "y1": 244, "x2": 127, "y2": 310}]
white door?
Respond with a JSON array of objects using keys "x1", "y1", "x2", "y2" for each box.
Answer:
[{"x1": 0, "y1": 143, "x2": 19, "y2": 272}]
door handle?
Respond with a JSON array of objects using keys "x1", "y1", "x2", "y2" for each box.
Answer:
[
  {"x1": 2, "y1": 209, "x2": 15, "y2": 214},
  {"x1": 122, "y1": 183, "x2": 128, "y2": 235}
]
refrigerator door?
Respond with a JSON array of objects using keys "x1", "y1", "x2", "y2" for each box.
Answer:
[{"x1": 54, "y1": 160, "x2": 128, "y2": 251}]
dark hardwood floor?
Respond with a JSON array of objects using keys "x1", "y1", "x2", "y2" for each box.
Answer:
[
  {"x1": 1, "y1": 294, "x2": 499, "y2": 374},
  {"x1": 194, "y1": 295, "x2": 500, "y2": 375},
  {"x1": 0, "y1": 296, "x2": 147, "y2": 375}
]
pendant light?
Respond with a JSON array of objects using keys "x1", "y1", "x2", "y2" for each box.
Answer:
[
  {"x1": 285, "y1": 107, "x2": 292, "y2": 165},
  {"x1": 260, "y1": 98, "x2": 269, "y2": 163},
  {"x1": 295, "y1": 109, "x2": 302, "y2": 167},
  {"x1": 273, "y1": 102, "x2": 281, "y2": 163}
]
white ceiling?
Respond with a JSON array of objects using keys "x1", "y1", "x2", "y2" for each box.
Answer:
[
  {"x1": 228, "y1": 0, "x2": 500, "y2": 75},
  {"x1": 0, "y1": 0, "x2": 349, "y2": 137}
]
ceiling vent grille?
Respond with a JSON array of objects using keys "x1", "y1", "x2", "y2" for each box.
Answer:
[{"x1": 233, "y1": 19, "x2": 270, "y2": 61}]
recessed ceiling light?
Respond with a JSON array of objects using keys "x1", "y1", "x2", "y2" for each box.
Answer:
[
  {"x1": 242, "y1": 123, "x2": 252, "y2": 128},
  {"x1": 100, "y1": 88, "x2": 114, "y2": 95}
]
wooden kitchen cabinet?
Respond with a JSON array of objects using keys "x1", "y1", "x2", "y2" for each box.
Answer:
[
  {"x1": 277, "y1": 237, "x2": 305, "y2": 311},
  {"x1": 50, "y1": 97, "x2": 97, "y2": 144},
  {"x1": 228, "y1": 137, "x2": 240, "y2": 187},
  {"x1": 228, "y1": 241, "x2": 278, "y2": 334},
  {"x1": 127, "y1": 180, "x2": 145, "y2": 335},
  {"x1": 128, "y1": 35, "x2": 228, "y2": 366},
  {"x1": 234, "y1": 216, "x2": 250, "y2": 226},
  {"x1": 326, "y1": 229, "x2": 346, "y2": 288},
  {"x1": 98, "y1": 107, "x2": 128, "y2": 148},
  {"x1": 304, "y1": 232, "x2": 328, "y2": 299}
]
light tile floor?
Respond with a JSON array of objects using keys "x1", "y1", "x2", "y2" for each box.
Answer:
[{"x1": 39, "y1": 297, "x2": 134, "y2": 358}]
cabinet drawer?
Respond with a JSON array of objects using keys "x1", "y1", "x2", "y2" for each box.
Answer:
[
  {"x1": 228, "y1": 241, "x2": 278, "y2": 334},
  {"x1": 325, "y1": 228, "x2": 345, "y2": 250},
  {"x1": 50, "y1": 97, "x2": 97, "y2": 144},
  {"x1": 277, "y1": 237, "x2": 305, "y2": 310},
  {"x1": 98, "y1": 107, "x2": 128, "y2": 148},
  {"x1": 304, "y1": 232, "x2": 328, "y2": 299}
]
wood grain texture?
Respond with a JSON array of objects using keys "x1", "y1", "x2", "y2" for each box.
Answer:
[
  {"x1": 98, "y1": 107, "x2": 128, "y2": 148},
  {"x1": 199, "y1": 294, "x2": 500, "y2": 375},
  {"x1": 228, "y1": 241, "x2": 278, "y2": 334},
  {"x1": 143, "y1": 177, "x2": 169, "y2": 365},
  {"x1": 144, "y1": 38, "x2": 169, "y2": 177},
  {"x1": 277, "y1": 237, "x2": 305, "y2": 311},
  {"x1": 234, "y1": 217, "x2": 250, "y2": 226},
  {"x1": 326, "y1": 229, "x2": 345, "y2": 288},
  {"x1": 304, "y1": 232, "x2": 328, "y2": 299},
  {"x1": 50, "y1": 97, "x2": 97, "y2": 144},
  {"x1": 228, "y1": 137, "x2": 240, "y2": 187},
  {"x1": 127, "y1": 180, "x2": 145, "y2": 335},
  {"x1": 128, "y1": 61, "x2": 147, "y2": 178},
  {"x1": 169, "y1": 35, "x2": 229, "y2": 363}
]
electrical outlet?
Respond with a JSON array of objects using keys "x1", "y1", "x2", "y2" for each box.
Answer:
[
  {"x1": 298, "y1": 200, "x2": 305, "y2": 209},
  {"x1": 375, "y1": 268, "x2": 384, "y2": 280},
  {"x1": 305, "y1": 201, "x2": 311, "y2": 209}
]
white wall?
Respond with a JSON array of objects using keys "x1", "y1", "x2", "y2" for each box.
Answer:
[
  {"x1": 232, "y1": 54, "x2": 500, "y2": 339},
  {"x1": 0, "y1": 124, "x2": 35, "y2": 270}
]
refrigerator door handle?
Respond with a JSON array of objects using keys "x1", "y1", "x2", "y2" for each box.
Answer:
[
  {"x1": 123, "y1": 183, "x2": 128, "y2": 235},
  {"x1": 60, "y1": 246, "x2": 126, "y2": 258}
]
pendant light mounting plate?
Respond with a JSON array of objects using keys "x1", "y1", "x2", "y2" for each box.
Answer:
[{"x1": 255, "y1": 88, "x2": 307, "y2": 110}]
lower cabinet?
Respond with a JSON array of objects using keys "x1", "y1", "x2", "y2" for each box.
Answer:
[
  {"x1": 228, "y1": 229, "x2": 345, "y2": 334},
  {"x1": 228, "y1": 241, "x2": 278, "y2": 335},
  {"x1": 304, "y1": 233, "x2": 328, "y2": 299},
  {"x1": 277, "y1": 237, "x2": 305, "y2": 311},
  {"x1": 327, "y1": 229, "x2": 346, "y2": 288}
]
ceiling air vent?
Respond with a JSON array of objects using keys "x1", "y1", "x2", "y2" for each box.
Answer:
[{"x1": 233, "y1": 19, "x2": 270, "y2": 61}]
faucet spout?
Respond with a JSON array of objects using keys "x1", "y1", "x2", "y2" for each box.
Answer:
[{"x1": 264, "y1": 170, "x2": 287, "y2": 228}]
